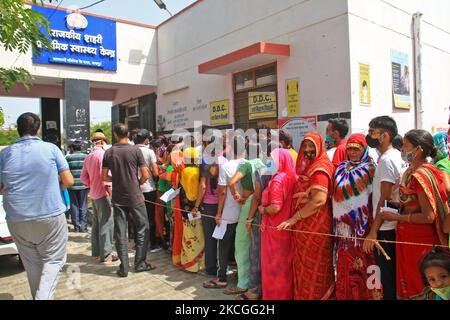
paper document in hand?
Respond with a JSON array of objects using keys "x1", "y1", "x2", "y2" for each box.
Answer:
[
  {"x1": 160, "y1": 188, "x2": 180, "y2": 203},
  {"x1": 212, "y1": 221, "x2": 228, "y2": 240},
  {"x1": 188, "y1": 213, "x2": 202, "y2": 221}
]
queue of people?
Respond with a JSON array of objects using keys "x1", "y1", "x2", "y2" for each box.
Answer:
[{"x1": 0, "y1": 112, "x2": 449, "y2": 300}]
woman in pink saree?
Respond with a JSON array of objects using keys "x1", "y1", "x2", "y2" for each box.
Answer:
[{"x1": 259, "y1": 148, "x2": 297, "y2": 300}]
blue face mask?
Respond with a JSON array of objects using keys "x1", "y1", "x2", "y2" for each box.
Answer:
[{"x1": 261, "y1": 158, "x2": 278, "y2": 176}]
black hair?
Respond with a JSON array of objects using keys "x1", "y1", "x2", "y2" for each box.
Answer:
[
  {"x1": 419, "y1": 247, "x2": 450, "y2": 286},
  {"x1": 95, "y1": 128, "x2": 104, "y2": 133},
  {"x1": 231, "y1": 135, "x2": 246, "y2": 158},
  {"x1": 404, "y1": 129, "x2": 437, "y2": 159},
  {"x1": 279, "y1": 129, "x2": 293, "y2": 147},
  {"x1": 368, "y1": 116, "x2": 398, "y2": 142},
  {"x1": 17, "y1": 112, "x2": 40, "y2": 137},
  {"x1": 328, "y1": 118, "x2": 349, "y2": 139},
  {"x1": 392, "y1": 134, "x2": 403, "y2": 151},
  {"x1": 133, "y1": 129, "x2": 149, "y2": 145},
  {"x1": 113, "y1": 123, "x2": 128, "y2": 139},
  {"x1": 71, "y1": 141, "x2": 82, "y2": 152},
  {"x1": 150, "y1": 138, "x2": 163, "y2": 149},
  {"x1": 246, "y1": 141, "x2": 263, "y2": 161}
]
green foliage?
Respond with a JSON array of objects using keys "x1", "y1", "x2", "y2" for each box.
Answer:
[
  {"x1": 0, "y1": 107, "x2": 4, "y2": 128},
  {"x1": 91, "y1": 121, "x2": 112, "y2": 143},
  {"x1": 0, "y1": 129, "x2": 19, "y2": 146},
  {"x1": 0, "y1": 0, "x2": 56, "y2": 92}
]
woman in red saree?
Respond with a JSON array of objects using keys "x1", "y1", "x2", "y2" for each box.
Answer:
[
  {"x1": 259, "y1": 148, "x2": 297, "y2": 300},
  {"x1": 380, "y1": 129, "x2": 448, "y2": 299},
  {"x1": 278, "y1": 131, "x2": 336, "y2": 300}
]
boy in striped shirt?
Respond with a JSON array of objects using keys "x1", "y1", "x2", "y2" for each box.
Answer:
[{"x1": 66, "y1": 140, "x2": 89, "y2": 232}]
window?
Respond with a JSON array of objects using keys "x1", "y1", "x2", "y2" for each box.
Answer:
[
  {"x1": 233, "y1": 63, "x2": 278, "y2": 130},
  {"x1": 234, "y1": 71, "x2": 254, "y2": 91}
]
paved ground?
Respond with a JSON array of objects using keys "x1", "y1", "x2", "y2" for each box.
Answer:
[{"x1": 0, "y1": 227, "x2": 237, "y2": 300}]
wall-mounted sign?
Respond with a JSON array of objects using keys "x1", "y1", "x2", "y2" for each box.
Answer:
[
  {"x1": 210, "y1": 99, "x2": 229, "y2": 125},
  {"x1": 391, "y1": 50, "x2": 411, "y2": 109},
  {"x1": 359, "y1": 63, "x2": 371, "y2": 106},
  {"x1": 32, "y1": 6, "x2": 117, "y2": 71},
  {"x1": 286, "y1": 79, "x2": 299, "y2": 117},
  {"x1": 279, "y1": 116, "x2": 317, "y2": 152},
  {"x1": 248, "y1": 92, "x2": 277, "y2": 120}
]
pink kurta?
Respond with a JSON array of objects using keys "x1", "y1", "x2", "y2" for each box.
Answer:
[{"x1": 261, "y1": 149, "x2": 296, "y2": 300}]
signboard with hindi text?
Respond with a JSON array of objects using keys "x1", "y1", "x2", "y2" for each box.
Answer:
[
  {"x1": 210, "y1": 99, "x2": 229, "y2": 125},
  {"x1": 279, "y1": 116, "x2": 317, "y2": 152},
  {"x1": 248, "y1": 92, "x2": 277, "y2": 120},
  {"x1": 32, "y1": 6, "x2": 117, "y2": 71},
  {"x1": 286, "y1": 79, "x2": 299, "y2": 117}
]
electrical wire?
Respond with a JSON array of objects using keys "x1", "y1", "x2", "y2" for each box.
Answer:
[{"x1": 78, "y1": 0, "x2": 106, "y2": 10}]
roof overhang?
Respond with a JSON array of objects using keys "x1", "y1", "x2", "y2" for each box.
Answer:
[{"x1": 198, "y1": 42, "x2": 290, "y2": 75}]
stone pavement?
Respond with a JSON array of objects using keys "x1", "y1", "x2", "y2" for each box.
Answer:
[{"x1": 0, "y1": 228, "x2": 237, "y2": 300}]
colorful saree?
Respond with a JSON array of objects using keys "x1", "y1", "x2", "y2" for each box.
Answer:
[
  {"x1": 178, "y1": 148, "x2": 205, "y2": 272},
  {"x1": 292, "y1": 131, "x2": 336, "y2": 300},
  {"x1": 397, "y1": 163, "x2": 449, "y2": 299},
  {"x1": 261, "y1": 148, "x2": 297, "y2": 300},
  {"x1": 332, "y1": 133, "x2": 381, "y2": 300}
]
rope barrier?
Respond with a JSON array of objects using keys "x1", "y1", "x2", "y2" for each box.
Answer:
[{"x1": 144, "y1": 198, "x2": 450, "y2": 261}]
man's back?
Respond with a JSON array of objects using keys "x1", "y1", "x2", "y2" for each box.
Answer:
[
  {"x1": 102, "y1": 143, "x2": 145, "y2": 207},
  {"x1": 0, "y1": 136, "x2": 69, "y2": 221},
  {"x1": 66, "y1": 151, "x2": 88, "y2": 190},
  {"x1": 218, "y1": 159, "x2": 244, "y2": 223},
  {"x1": 81, "y1": 147, "x2": 109, "y2": 200}
]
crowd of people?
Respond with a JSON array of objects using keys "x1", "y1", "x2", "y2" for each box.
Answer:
[{"x1": 0, "y1": 112, "x2": 449, "y2": 300}]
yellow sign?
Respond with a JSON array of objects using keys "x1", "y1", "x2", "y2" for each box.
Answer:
[
  {"x1": 286, "y1": 79, "x2": 299, "y2": 116},
  {"x1": 248, "y1": 92, "x2": 277, "y2": 120},
  {"x1": 359, "y1": 63, "x2": 371, "y2": 106},
  {"x1": 210, "y1": 99, "x2": 229, "y2": 125}
]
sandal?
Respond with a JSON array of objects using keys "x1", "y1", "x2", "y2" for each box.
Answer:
[
  {"x1": 203, "y1": 279, "x2": 227, "y2": 289},
  {"x1": 223, "y1": 287, "x2": 247, "y2": 295},
  {"x1": 235, "y1": 292, "x2": 259, "y2": 300}
]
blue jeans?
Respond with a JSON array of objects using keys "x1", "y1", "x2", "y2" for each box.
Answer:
[{"x1": 68, "y1": 189, "x2": 89, "y2": 231}]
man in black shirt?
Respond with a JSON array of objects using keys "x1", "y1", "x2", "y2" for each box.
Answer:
[{"x1": 102, "y1": 123, "x2": 154, "y2": 277}]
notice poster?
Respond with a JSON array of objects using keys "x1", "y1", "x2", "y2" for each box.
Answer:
[
  {"x1": 286, "y1": 79, "x2": 300, "y2": 117},
  {"x1": 359, "y1": 63, "x2": 371, "y2": 106},
  {"x1": 278, "y1": 116, "x2": 317, "y2": 152},
  {"x1": 248, "y1": 92, "x2": 277, "y2": 120},
  {"x1": 391, "y1": 50, "x2": 411, "y2": 109},
  {"x1": 209, "y1": 99, "x2": 229, "y2": 125}
]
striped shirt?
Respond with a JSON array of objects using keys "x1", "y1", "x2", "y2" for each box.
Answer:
[{"x1": 66, "y1": 151, "x2": 88, "y2": 190}]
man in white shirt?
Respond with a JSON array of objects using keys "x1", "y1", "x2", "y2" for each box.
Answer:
[
  {"x1": 134, "y1": 129, "x2": 160, "y2": 252},
  {"x1": 363, "y1": 116, "x2": 403, "y2": 300},
  {"x1": 203, "y1": 135, "x2": 246, "y2": 289}
]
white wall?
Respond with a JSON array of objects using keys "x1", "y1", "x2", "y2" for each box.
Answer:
[
  {"x1": 348, "y1": 0, "x2": 450, "y2": 135},
  {"x1": 156, "y1": 0, "x2": 352, "y2": 132}
]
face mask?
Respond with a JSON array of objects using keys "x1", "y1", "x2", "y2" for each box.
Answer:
[
  {"x1": 401, "y1": 147, "x2": 418, "y2": 163},
  {"x1": 431, "y1": 285, "x2": 450, "y2": 300},
  {"x1": 366, "y1": 134, "x2": 381, "y2": 149},
  {"x1": 326, "y1": 134, "x2": 336, "y2": 147},
  {"x1": 303, "y1": 150, "x2": 316, "y2": 160},
  {"x1": 260, "y1": 158, "x2": 278, "y2": 176}
]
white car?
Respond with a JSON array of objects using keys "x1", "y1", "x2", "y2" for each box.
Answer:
[{"x1": 0, "y1": 195, "x2": 19, "y2": 257}]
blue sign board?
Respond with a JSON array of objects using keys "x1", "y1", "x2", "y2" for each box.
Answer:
[{"x1": 32, "y1": 6, "x2": 117, "y2": 71}]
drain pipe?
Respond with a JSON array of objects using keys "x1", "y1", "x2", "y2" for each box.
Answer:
[{"x1": 412, "y1": 12, "x2": 423, "y2": 129}]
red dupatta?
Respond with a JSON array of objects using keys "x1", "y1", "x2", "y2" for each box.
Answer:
[{"x1": 294, "y1": 131, "x2": 335, "y2": 209}]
